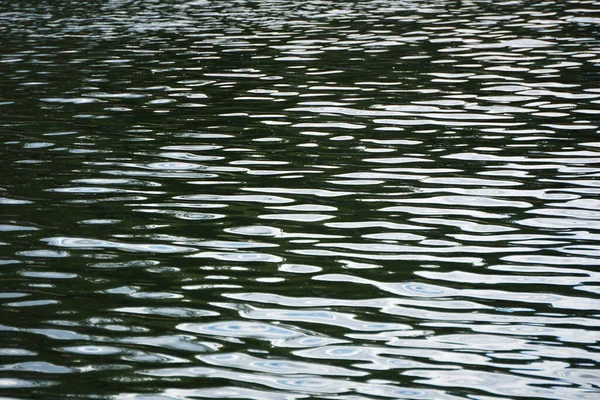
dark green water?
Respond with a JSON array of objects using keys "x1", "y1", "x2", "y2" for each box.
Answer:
[{"x1": 1, "y1": 0, "x2": 600, "y2": 399}]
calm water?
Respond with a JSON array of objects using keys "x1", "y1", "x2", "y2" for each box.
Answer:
[{"x1": 1, "y1": 0, "x2": 600, "y2": 399}]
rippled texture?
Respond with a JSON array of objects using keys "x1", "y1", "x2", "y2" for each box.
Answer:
[{"x1": 1, "y1": 0, "x2": 600, "y2": 399}]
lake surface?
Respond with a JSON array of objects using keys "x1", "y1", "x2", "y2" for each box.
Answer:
[{"x1": 1, "y1": 0, "x2": 600, "y2": 399}]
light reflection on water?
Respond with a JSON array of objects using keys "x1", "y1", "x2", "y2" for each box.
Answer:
[{"x1": 1, "y1": 0, "x2": 600, "y2": 398}]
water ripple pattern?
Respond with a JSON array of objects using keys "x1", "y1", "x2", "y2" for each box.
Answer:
[{"x1": 1, "y1": 0, "x2": 599, "y2": 399}]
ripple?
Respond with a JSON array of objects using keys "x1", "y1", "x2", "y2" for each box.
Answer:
[
  {"x1": 42, "y1": 237, "x2": 196, "y2": 253},
  {"x1": 62, "y1": 346, "x2": 125, "y2": 355},
  {"x1": 198, "y1": 352, "x2": 366, "y2": 376},
  {"x1": 113, "y1": 307, "x2": 219, "y2": 318},
  {"x1": 0, "y1": 378, "x2": 53, "y2": 388},
  {"x1": 224, "y1": 226, "x2": 284, "y2": 237},
  {"x1": 187, "y1": 252, "x2": 283, "y2": 263},
  {"x1": 258, "y1": 213, "x2": 334, "y2": 222},
  {"x1": 0, "y1": 224, "x2": 38, "y2": 232},
  {"x1": 178, "y1": 321, "x2": 344, "y2": 348},
  {"x1": 176, "y1": 194, "x2": 294, "y2": 204}
]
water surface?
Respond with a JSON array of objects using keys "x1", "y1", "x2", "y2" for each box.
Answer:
[{"x1": 1, "y1": 0, "x2": 600, "y2": 399}]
